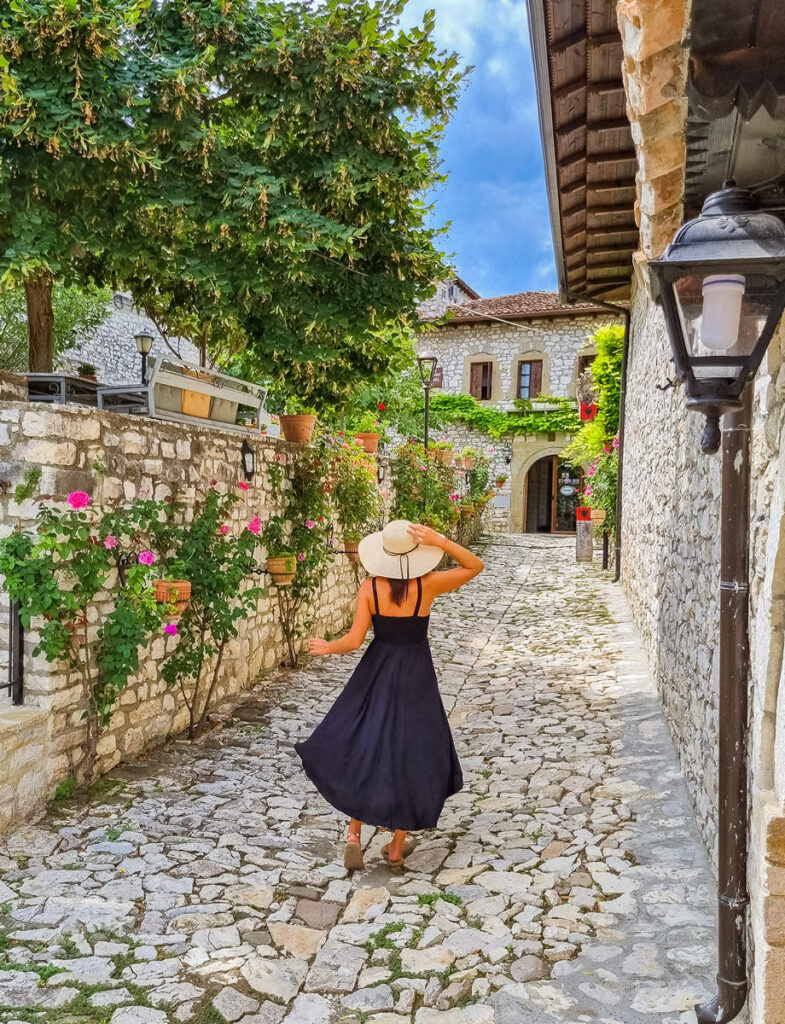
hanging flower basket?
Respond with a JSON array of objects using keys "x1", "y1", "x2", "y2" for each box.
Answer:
[
  {"x1": 267, "y1": 555, "x2": 297, "y2": 586},
  {"x1": 454, "y1": 456, "x2": 465, "y2": 469},
  {"x1": 576, "y1": 507, "x2": 592, "y2": 521},
  {"x1": 590, "y1": 508, "x2": 607, "y2": 525},
  {"x1": 354, "y1": 432, "x2": 380, "y2": 455},
  {"x1": 463, "y1": 456, "x2": 475, "y2": 470},
  {"x1": 280, "y1": 414, "x2": 317, "y2": 444},
  {"x1": 436, "y1": 449, "x2": 452, "y2": 464},
  {"x1": 344, "y1": 541, "x2": 361, "y2": 564},
  {"x1": 579, "y1": 402, "x2": 599, "y2": 422},
  {"x1": 461, "y1": 503, "x2": 475, "y2": 519},
  {"x1": 153, "y1": 580, "x2": 192, "y2": 618}
]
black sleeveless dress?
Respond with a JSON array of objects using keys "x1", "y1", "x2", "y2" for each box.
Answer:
[{"x1": 295, "y1": 577, "x2": 463, "y2": 831}]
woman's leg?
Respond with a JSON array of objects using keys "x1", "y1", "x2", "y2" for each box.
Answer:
[
  {"x1": 344, "y1": 819, "x2": 364, "y2": 870},
  {"x1": 382, "y1": 829, "x2": 408, "y2": 866}
]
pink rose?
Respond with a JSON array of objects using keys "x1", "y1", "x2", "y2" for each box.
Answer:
[
  {"x1": 104, "y1": 535, "x2": 118, "y2": 550},
  {"x1": 67, "y1": 491, "x2": 91, "y2": 510},
  {"x1": 613, "y1": 437, "x2": 620, "y2": 448},
  {"x1": 587, "y1": 466, "x2": 595, "y2": 476},
  {"x1": 585, "y1": 486, "x2": 592, "y2": 497},
  {"x1": 247, "y1": 516, "x2": 261, "y2": 535},
  {"x1": 297, "y1": 552, "x2": 305, "y2": 562},
  {"x1": 237, "y1": 481, "x2": 249, "y2": 491},
  {"x1": 164, "y1": 623, "x2": 178, "y2": 636},
  {"x1": 138, "y1": 550, "x2": 155, "y2": 566},
  {"x1": 219, "y1": 525, "x2": 230, "y2": 535},
  {"x1": 275, "y1": 454, "x2": 282, "y2": 462},
  {"x1": 305, "y1": 519, "x2": 315, "y2": 530}
]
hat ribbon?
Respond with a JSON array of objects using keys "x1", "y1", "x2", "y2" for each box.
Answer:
[{"x1": 382, "y1": 542, "x2": 418, "y2": 581}]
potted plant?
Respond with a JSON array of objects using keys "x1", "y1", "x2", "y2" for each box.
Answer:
[
  {"x1": 153, "y1": 560, "x2": 192, "y2": 618},
  {"x1": 590, "y1": 508, "x2": 607, "y2": 525},
  {"x1": 462, "y1": 447, "x2": 477, "y2": 471},
  {"x1": 351, "y1": 410, "x2": 383, "y2": 454},
  {"x1": 261, "y1": 517, "x2": 297, "y2": 585},
  {"x1": 495, "y1": 472, "x2": 508, "y2": 488},
  {"x1": 279, "y1": 397, "x2": 317, "y2": 444},
  {"x1": 460, "y1": 500, "x2": 475, "y2": 519},
  {"x1": 432, "y1": 440, "x2": 453, "y2": 465},
  {"x1": 77, "y1": 362, "x2": 98, "y2": 381},
  {"x1": 333, "y1": 441, "x2": 382, "y2": 564},
  {"x1": 453, "y1": 454, "x2": 465, "y2": 469},
  {"x1": 343, "y1": 530, "x2": 362, "y2": 564}
]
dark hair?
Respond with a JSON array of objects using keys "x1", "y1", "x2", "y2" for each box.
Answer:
[{"x1": 386, "y1": 577, "x2": 410, "y2": 607}]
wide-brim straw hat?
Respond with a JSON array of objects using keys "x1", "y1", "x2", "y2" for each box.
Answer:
[{"x1": 358, "y1": 519, "x2": 444, "y2": 580}]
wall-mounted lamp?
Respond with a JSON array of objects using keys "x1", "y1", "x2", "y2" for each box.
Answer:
[
  {"x1": 241, "y1": 438, "x2": 256, "y2": 481},
  {"x1": 377, "y1": 462, "x2": 386, "y2": 485}
]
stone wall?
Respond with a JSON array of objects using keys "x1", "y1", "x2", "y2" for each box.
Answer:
[
  {"x1": 422, "y1": 314, "x2": 613, "y2": 410},
  {"x1": 0, "y1": 707, "x2": 49, "y2": 833},
  {"x1": 0, "y1": 370, "x2": 27, "y2": 403},
  {"x1": 0, "y1": 401, "x2": 362, "y2": 828},
  {"x1": 620, "y1": 274, "x2": 785, "y2": 1022},
  {"x1": 60, "y1": 292, "x2": 200, "y2": 386}
]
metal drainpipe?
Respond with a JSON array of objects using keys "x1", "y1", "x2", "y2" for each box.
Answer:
[
  {"x1": 696, "y1": 385, "x2": 752, "y2": 1024},
  {"x1": 565, "y1": 291, "x2": 630, "y2": 581}
]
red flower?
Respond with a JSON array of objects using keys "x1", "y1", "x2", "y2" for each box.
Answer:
[
  {"x1": 237, "y1": 481, "x2": 249, "y2": 491},
  {"x1": 378, "y1": 402, "x2": 386, "y2": 411}
]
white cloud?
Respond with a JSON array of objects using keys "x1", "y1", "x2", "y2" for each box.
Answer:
[{"x1": 401, "y1": 0, "x2": 530, "y2": 63}]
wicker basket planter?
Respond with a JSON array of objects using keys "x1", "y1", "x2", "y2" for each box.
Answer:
[
  {"x1": 344, "y1": 541, "x2": 361, "y2": 564},
  {"x1": 267, "y1": 555, "x2": 297, "y2": 586}
]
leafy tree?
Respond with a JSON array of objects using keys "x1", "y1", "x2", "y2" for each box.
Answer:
[
  {"x1": 0, "y1": 284, "x2": 110, "y2": 373},
  {"x1": 1, "y1": 0, "x2": 464, "y2": 376}
]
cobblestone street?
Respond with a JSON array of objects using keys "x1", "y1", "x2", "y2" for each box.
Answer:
[{"x1": 0, "y1": 536, "x2": 715, "y2": 1024}]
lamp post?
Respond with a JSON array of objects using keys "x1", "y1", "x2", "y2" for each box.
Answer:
[
  {"x1": 650, "y1": 181, "x2": 785, "y2": 1024},
  {"x1": 134, "y1": 332, "x2": 154, "y2": 385},
  {"x1": 417, "y1": 350, "x2": 438, "y2": 450}
]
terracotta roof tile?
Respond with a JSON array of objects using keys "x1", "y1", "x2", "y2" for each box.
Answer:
[{"x1": 420, "y1": 291, "x2": 610, "y2": 324}]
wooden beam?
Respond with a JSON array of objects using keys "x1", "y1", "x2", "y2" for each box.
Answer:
[
  {"x1": 585, "y1": 276, "x2": 632, "y2": 289},
  {"x1": 557, "y1": 116, "x2": 631, "y2": 137},
  {"x1": 559, "y1": 179, "x2": 586, "y2": 197},
  {"x1": 586, "y1": 228, "x2": 638, "y2": 242},
  {"x1": 588, "y1": 245, "x2": 637, "y2": 257},
  {"x1": 551, "y1": 27, "x2": 586, "y2": 55},
  {"x1": 585, "y1": 150, "x2": 636, "y2": 167},
  {"x1": 586, "y1": 252, "x2": 633, "y2": 268},
  {"x1": 553, "y1": 78, "x2": 585, "y2": 102},
  {"x1": 560, "y1": 149, "x2": 587, "y2": 169},
  {"x1": 586, "y1": 202, "x2": 636, "y2": 215},
  {"x1": 587, "y1": 179, "x2": 636, "y2": 194},
  {"x1": 555, "y1": 113, "x2": 586, "y2": 136}
]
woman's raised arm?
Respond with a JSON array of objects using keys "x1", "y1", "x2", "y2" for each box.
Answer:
[{"x1": 407, "y1": 524, "x2": 484, "y2": 595}]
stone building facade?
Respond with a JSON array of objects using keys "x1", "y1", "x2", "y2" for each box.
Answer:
[
  {"x1": 419, "y1": 293, "x2": 616, "y2": 533},
  {"x1": 0, "y1": 388, "x2": 364, "y2": 832},
  {"x1": 60, "y1": 292, "x2": 200, "y2": 386}
]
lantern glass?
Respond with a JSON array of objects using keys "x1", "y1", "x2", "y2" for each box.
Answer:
[
  {"x1": 417, "y1": 351, "x2": 438, "y2": 386},
  {"x1": 671, "y1": 270, "x2": 783, "y2": 385},
  {"x1": 134, "y1": 332, "x2": 154, "y2": 355}
]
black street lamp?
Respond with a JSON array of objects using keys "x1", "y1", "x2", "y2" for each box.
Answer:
[
  {"x1": 651, "y1": 180, "x2": 785, "y2": 1024},
  {"x1": 134, "y1": 332, "x2": 154, "y2": 385},
  {"x1": 649, "y1": 181, "x2": 785, "y2": 454},
  {"x1": 417, "y1": 350, "x2": 438, "y2": 450}
]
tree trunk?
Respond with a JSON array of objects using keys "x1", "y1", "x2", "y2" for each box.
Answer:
[{"x1": 25, "y1": 273, "x2": 55, "y2": 372}]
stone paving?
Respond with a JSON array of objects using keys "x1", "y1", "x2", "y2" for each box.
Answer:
[{"x1": 0, "y1": 535, "x2": 716, "y2": 1024}]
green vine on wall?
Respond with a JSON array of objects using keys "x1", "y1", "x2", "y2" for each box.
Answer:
[{"x1": 429, "y1": 393, "x2": 581, "y2": 440}]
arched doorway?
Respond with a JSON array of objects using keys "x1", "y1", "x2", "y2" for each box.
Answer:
[{"x1": 524, "y1": 456, "x2": 582, "y2": 533}]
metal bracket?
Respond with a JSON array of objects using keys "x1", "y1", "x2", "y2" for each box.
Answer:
[
  {"x1": 719, "y1": 580, "x2": 749, "y2": 593},
  {"x1": 718, "y1": 893, "x2": 749, "y2": 910}
]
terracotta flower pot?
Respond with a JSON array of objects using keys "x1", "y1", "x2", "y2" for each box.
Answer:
[
  {"x1": 436, "y1": 450, "x2": 452, "y2": 464},
  {"x1": 461, "y1": 504, "x2": 475, "y2": 519},
  {"x1": 153, "y1": 579, "x2": 192, "y2": 618},
  {"x1": 454, "y1": 456, "x2": 465, "y2": 469},
  {"x1": 280, "y1": 414, "x2": 317, "y2": 444},
  {"x1": 590, "y1": 508, "x2": 607, "y2": 524},
  {"x1": 463, "y1": 456, "x2": 474, "y2": 470},
  {"x1": 354, "y1": 432, "x2": 380, "y2": 454},
  {"x1": 267, "y1": 556, "x2": 296, "y2": 586},
  {"x1": 344, "y1": 541, "x2": 361, "y2": 564}
]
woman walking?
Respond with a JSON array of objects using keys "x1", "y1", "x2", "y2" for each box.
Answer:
[{"x1": 295, "y1": 520, "x2": 484, "y2": 869}]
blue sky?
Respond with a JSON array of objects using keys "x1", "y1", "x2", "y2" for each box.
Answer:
[{"x1": 402, "y1": 0, "x2": 557, "y2": 298}]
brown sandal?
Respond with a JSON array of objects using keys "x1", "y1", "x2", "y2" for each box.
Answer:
[
  {"x1": 344, "y1": 830, "x2": 364, "y2": 871},
  {"x1": 381, "y1": 842, "x2": 405, "y2": 867}
]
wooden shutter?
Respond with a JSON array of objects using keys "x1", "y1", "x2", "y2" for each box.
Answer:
[
  {"x1": 482, "y1": 362, "x2": 492, "y2": 400},
  {"x1": 529, "y1": 360, "x2": 543, "y2": 398},
  {"x1": 469, "y1": 363, "x2": 483, "y2": 398}
]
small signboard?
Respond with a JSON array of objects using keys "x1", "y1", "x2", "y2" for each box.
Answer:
[
  {"x1": 494, "y1": 493, "x2": 511, "y2": 508},
  {"x1": 431, "y1": 367, "x2": 443, "y2": 388}
]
